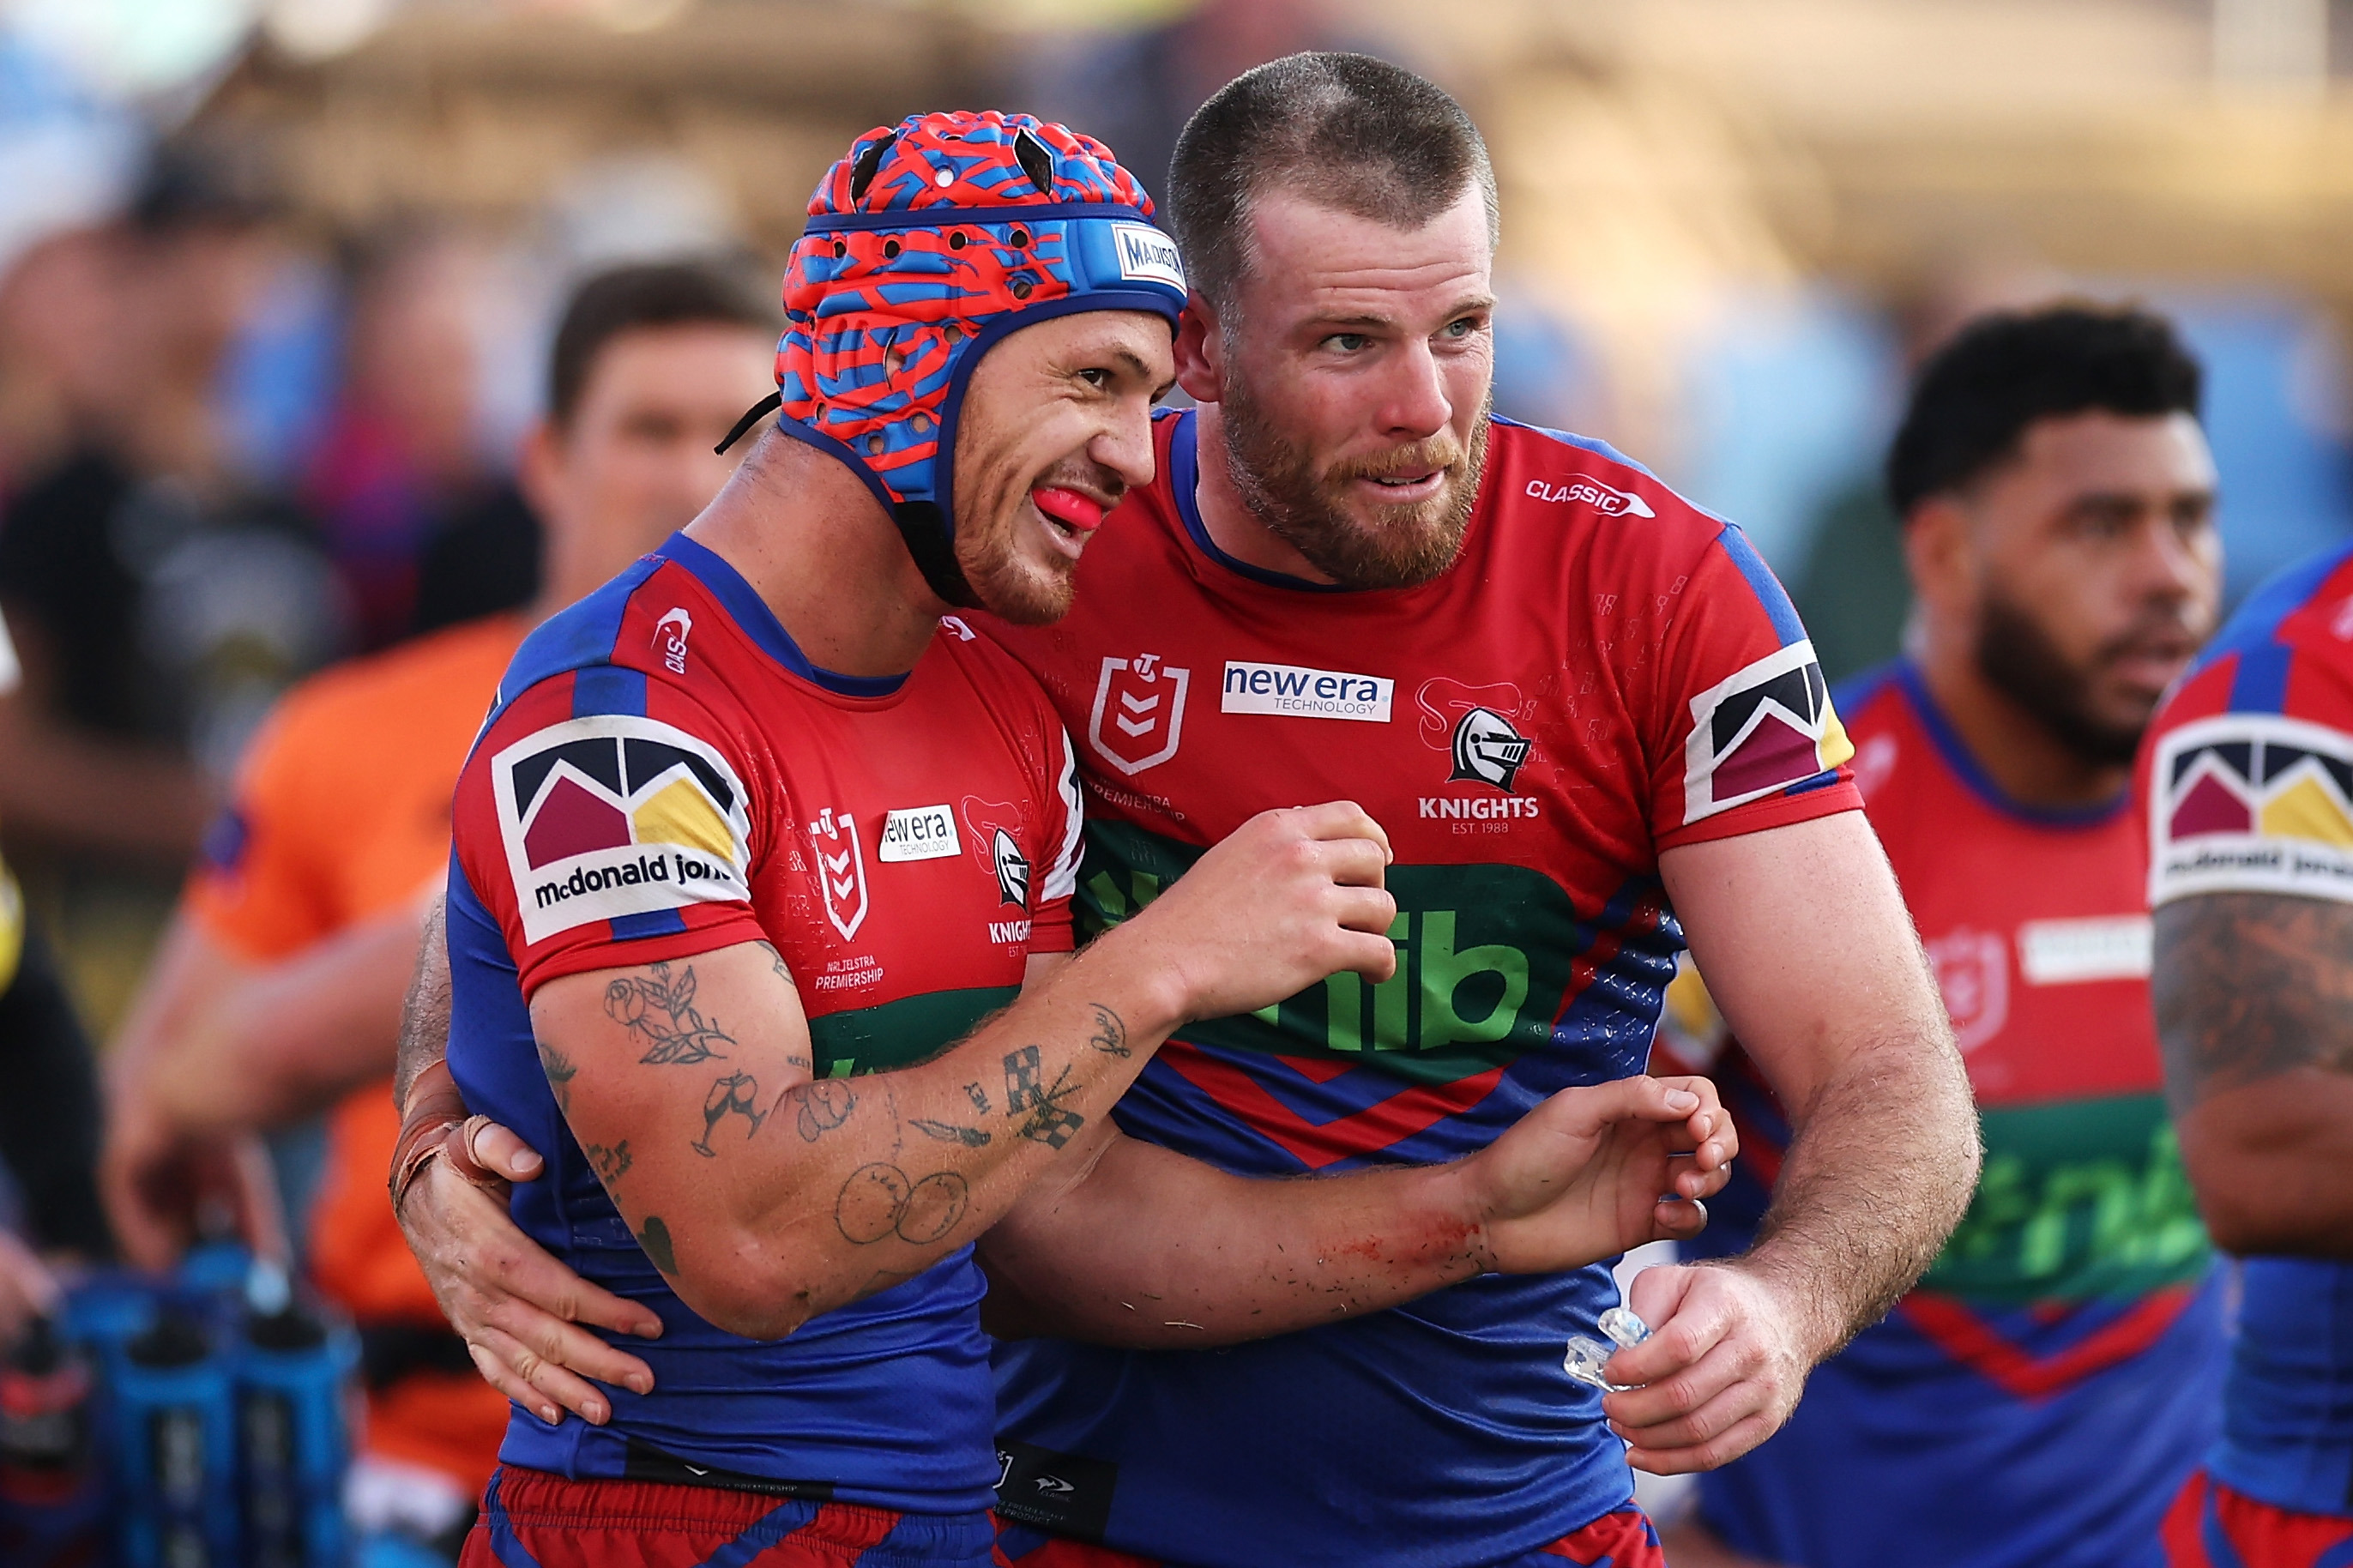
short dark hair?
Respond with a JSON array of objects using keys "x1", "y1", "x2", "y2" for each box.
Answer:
[
  {"x1": 1886, "y1": 304, "x2": 2203, "y2": 518},
  {"x1": 1166, "y1": 51, "x2": 1498, "y2": 316},
  {"x1": 548, "y1": 260, "x2": 774, "y2": 429}
]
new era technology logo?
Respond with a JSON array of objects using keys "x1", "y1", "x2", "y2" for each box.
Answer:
[
  {"x1": 878, "y1": 804, "x2": 960, "y2": 864},
  {"x1": 492, "y1": 714, "x2": 751, "y2": 944},
  {"x1": 1087, "y1": 654, "x2": 1190, "y2": 776},
  {"x1": 1220, "y1": 660, "x2": 1393, "y2": 722}
]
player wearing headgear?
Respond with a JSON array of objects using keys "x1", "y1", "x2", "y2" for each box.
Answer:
[
  {"x1": 2144, "y1": 544, "x2": 2353, "y2": 1566},
  {"x1": 396, "y1": 60, "x2": 1976, "y2": 1568},
  {"x1": 413, "y1": 109, "x2": 1740, "y2": 1568},
  {"x1": 1662, "y1": 305, "x2": 2229, "y2": 1568}
]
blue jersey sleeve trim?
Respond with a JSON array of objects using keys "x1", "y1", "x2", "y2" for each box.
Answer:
[
  {"x1": 2227, "y1": 642, "x2": 2293, "y2": 716},
  {"x1": 572, "y1": 665, "x2": 646, "y2": 719},
  {"x1": 503, "y1": 554, "x2": 666, "y2": 708},
  {"x1": 2191, "y1": 541, "x2": 2353, "y2": 684},
  {"x1": 609, "y1": 907, "x2": 691, "y2": 941},
  {"x1": 1166, "y1": 412, "x2": 1353, "y2": 595},
  {"x1": 1831, "y1": 660, "x2": 1903, "y2": 719},
  {"x1": 1894, "y1": 662, "x2": 2127, "y2": 829},
  {"x1": 656, "y1": 532, "x2": 911, "y2": 697},
  {"x1": 1490, "y1": 414, "x2": 1662, "y2": 483},
  {"x1": 1710, "y1": 523, "x2": 1808, "y2": 648}
]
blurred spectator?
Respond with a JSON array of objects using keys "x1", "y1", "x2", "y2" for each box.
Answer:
[
  {"x1": 0, "y1": 144, "x2": 341, "y2": 865},
  {"x1": 0, "y1": 605, "x2": 108, "y2": 1294},
  {"x1": 102, "y1": 259, "x2": 776, "y2": 1561},
  {"x1": 1020, "y1": 0, "x2": 1352, "y2": 197},
  {"x1": 303, "y1": 229, "x2": 510, "y2": 651}
]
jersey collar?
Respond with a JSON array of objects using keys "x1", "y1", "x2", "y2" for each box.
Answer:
[
  {"x1": 1894, "y1": 661, "x2": 2127, "y2": 829},
  {"x1": 655, "y1": 533, "x2": 908, "y2": 699}
]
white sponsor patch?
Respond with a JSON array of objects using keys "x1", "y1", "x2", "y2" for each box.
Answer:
[
  {"x1": 2151, "y1": 713, "x2": 2353, "y2": 906},
  {"x1": 1220, "y1": 660, "x2": 1393, "y2": 722},
  {"x1": 878, "y1": 804, "x2": 961, "y2": 863},
  {"x1": 1109, "y1": 222, "x2": 1186, "y2": 291},
  {"x1": 492, "y1": 714, "x2": 752, "y2": 946},
  {"x1": 2017, "y1": 916, "x2": 2152, "y2": 986}
]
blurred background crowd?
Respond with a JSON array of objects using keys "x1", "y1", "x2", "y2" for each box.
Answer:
[{"x1": 0, "y1": 0, "x2": 2350, "y2": 1560}]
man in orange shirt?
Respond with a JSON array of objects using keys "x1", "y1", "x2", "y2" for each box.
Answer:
[{"x1": 100, "y1": 259, "x2": 778, "y2": 1556}]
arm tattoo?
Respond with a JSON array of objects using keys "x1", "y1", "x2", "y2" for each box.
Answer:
[
  {"x1": 1003, "y1": 1046, "x2": 1085, "y2": 1149},
  {"x1": 693, "y1": 1071, "x2": 766, "y2": 1156},
  {"x1": 605, "y1": 962, "x2": 734, "y2": 1065},
  {"x1": 963, "y1": 1083, "x2": 990, "y2": 1114},
  {"x1": 1087, "y1": 1003, "x2": 1130, "y2": 1058},
  {"x1": 795, "y1": 1079, "x2": 857, "y2": 1141},
  {"x1": 585, "y1": 1141, "x2": 631, "y2": 1186},
  {"x1": 911, "y1": 1118, "x2": 992, "y2": 1147},
  {"x1": 637, "y1": 1215, "x2": 679, "y2": 1276},
  {"x1": 2154, "y1": 894, "x2": 2353, "y2": 1106},
  {"x1": 537, "y1": 1040, "x2": 578, "y2": 1113},
  {"x1": 834, "y1": 1162, "x2": 970, "y2": 1245}
]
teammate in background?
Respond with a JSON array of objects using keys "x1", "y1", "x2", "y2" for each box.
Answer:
[
  {"x1": 2146, "y1": 544, "x2": 2353, "y2": 1565},
  {"x1": 395, "y1": 63, "x2": 1976, "y2": 1567},
  {"x1": 400, "y1": 111, "x2": 1735, "y2": 1568},
  {"x1": 98, "y1": 261, "x2": 780, "y2": 1558},
  {"x1": 1658, "y1": 306, "x2": 2227, "y2": 1568}
]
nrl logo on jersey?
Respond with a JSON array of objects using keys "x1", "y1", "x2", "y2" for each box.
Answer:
[
  {"x1": 492, "y1": 713, "x2": 751, "y2": 945},
  {"x1": 1087, "y1": 653, "x2": 1190, "y2": 776},
  {"x1": 810, "y1": 806, "x2": 869, "y2": 940},
  {"x1": 1680, "y1": 640, "x2": 1852, "y2": 824}
]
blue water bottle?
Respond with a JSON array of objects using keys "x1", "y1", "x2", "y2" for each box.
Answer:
[
  {"x1": 114, "y1": 1311, "x2": 239, "y2": 1568},
  {"x1": 0, "y1": 1313, "x2": 106, "y2": 1566},
  {"x1": 236, "y1": 1263, "x2": 356, "y2": 1568}
]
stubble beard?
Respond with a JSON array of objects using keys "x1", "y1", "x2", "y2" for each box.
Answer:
[
  {"x1": 1218, "y1": 371, "x2": 1490, "y2": 591},
  {"x1": 1973, "y1": 582, "x2": 2161, "y2": 768}
]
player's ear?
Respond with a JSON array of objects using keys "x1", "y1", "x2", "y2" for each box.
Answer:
[
  {"x1": 1173, "y1": 294, "x2": 1224, "y2": 407},
  {"x1": 518, "y1": 418, "x2": 566, "y2": 522},
  {"x1": 1901, "y1": 494, "x2": 1972, "y2": 618}
]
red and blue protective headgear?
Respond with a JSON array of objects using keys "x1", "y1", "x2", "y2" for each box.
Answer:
[{"x1": 722, "y1": 110, "x2": 1188, "y2": 606}]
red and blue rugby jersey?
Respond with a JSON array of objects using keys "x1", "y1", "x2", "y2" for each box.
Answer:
[
  {"x1": 978, "y1": 410, "x2": 1861, "y2": 1566},
  {"x1": 2139, "y1": 540, "x2": 2353, "y2": 1524},
  {"x1": 1676, "y1": 664, "x2": 2223, "y2": 1568},
  {"x1": 444, "y1": 531, "x2": 1082, "y2": 1512}
]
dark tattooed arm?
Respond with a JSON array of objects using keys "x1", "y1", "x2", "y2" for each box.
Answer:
[
  {"x1": 2154, "y1": 893, "x2": 2353, "y2": 1257},
  {"x1": 525, "y1": 802, "x2": 1403, "y2": 1340}
]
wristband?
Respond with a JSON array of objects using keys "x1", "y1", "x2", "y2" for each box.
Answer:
[{"x1": 389, "y1": 1060, "x2": 503, "y2": 1215}]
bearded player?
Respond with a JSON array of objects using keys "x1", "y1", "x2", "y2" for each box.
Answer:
[
  {"x1": 402, "y1": 111, "x2": 1740, "y2": 1568},
  {"x1": 1661, "y1": 305, "x2": 2229, "y2": 1568},
  {"x1": 2145, "y1": 538, "x2": 2353, "y2": 1565},
  {"x1": 397, "y1": 62, "x2": 1976, "y2": 1567}
]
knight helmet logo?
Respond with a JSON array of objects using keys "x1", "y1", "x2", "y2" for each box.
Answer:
[
  {"x1": 1086, "y1": 653, "x2": 1191, "y2": 776},
  {"x1": 1450, "y1": 707, "x2": 1533, "y2": 792},
  {"x1": 810, "y1": 805, "x2": 869, "y2": 941},
  {"x1": 992, "y1": 828, "x2": 1031, "y2": 908}
]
